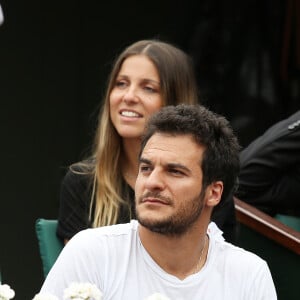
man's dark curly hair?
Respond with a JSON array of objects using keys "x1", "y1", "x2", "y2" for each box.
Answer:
[{"x1": 140, "y1": 104, "x2": 240, "y2": 203}]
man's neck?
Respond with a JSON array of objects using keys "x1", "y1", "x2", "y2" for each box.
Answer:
[{"x1": 138, "y1": 221, "x2": 209, "y2": 280}]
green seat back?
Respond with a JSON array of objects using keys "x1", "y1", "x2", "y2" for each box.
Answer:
[
  {"x1": 275, "y1": 214, "x2": 300, "y2": 231},
  {"x1": 35, "y1": 218, "x2": 64, "y2": 277},
  {"x1": 236, "y1": 223, "x2": 300, "y2": 300}
]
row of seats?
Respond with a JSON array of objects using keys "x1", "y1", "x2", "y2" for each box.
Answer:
[{"x1": 275, "y1": 214, "x2": 300, "y2": 231}]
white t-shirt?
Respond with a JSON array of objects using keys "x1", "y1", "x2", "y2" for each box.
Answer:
[{"x1": 40, "y1": 220, "x2": 277, "y2": 300}]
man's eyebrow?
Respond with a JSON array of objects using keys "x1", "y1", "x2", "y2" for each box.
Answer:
[
  {"x1": 139, "y1": 157, "x2": 152, "y2": 164},
  {"x1": 139, "y1": 157, "x2": 191, "y2": 174},
  {"x1": 167, "y1": 163, "x2": 191, "y2": 174}
]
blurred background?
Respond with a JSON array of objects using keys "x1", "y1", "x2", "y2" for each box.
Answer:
[{"x1": 0, "y1": 0, "x2": 299, "y2": 298}]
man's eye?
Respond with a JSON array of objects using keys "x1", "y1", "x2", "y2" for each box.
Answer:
[
  {"x1": 140, "y1": 165, "x2": 151, "y2": 172},
  {"x1": 169, "y1": 169, "x2": 184, "y2": 175}
]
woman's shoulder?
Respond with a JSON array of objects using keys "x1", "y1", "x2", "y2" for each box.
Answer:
[{"x1": 62, "y1": 159, "x2": 95, "y2": 190}]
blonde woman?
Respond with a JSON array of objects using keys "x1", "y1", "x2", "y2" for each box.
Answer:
[{"x1": 57, "y1": 39, "x2": 236, "y2": 243}]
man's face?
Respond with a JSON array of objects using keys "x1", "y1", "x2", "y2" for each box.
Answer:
[{"x1": 135, "y1": 133, "x2": 206, "y2": 236}]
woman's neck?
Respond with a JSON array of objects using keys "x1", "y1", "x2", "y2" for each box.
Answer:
[{"x1": 121, "y1": 138, "x2": 141, "y2": 188}]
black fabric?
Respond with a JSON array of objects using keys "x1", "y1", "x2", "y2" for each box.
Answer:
[
  {"x1": 212, "y1": 190, "x2": 237, "y2": 242},
  {"x1": 57, "y1": 167, "x2": 136, "y2": 241},
  {"x1": 57, "y1": 168, "x2": 94, "y2": 240},
  {"x1": 236, "y1": 110, "x2": 300, "y2": 216},
  {"x1": 57, "y1": 167, "x2": 237, "y2": 243}
]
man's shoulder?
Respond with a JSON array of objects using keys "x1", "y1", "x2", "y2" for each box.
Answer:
[
  {"x1": 63, "y1": 220, "x2": 139, "y2": 257},
  {"x1": 208, "y1": 222, "x2": 265, "y2": 267},
  {"x1": 212, "y1": 237, "x2": 268, "y2": 271},
  {"x1": 242, "y1": 110, "x2": 300, "y2": 154},
  {"x1": 73, "y1": 220, "x2": 139, "y2": 241},
  {"x1": 93, "y1": 219, "x2": 139, "y2": 236}
]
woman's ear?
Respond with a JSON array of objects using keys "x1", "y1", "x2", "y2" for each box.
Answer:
[{"x1": 205, "y1": 181, "x2": 223, "y2": 207}]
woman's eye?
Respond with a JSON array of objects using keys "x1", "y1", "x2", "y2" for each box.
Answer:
[
  {"x1": 144, "y1": 86, "x2": 156, "y2": 93},
  {"x1": 115, "y1": 80, "x2": 127, "y2": 88}
]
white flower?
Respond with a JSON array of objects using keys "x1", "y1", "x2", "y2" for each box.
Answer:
[
  {"x1": 63, "y1": 282, "x2": 103, "y2": 300},
  {"x1": 0, "y1": 284, "x2": 15, "y2": 300},
  {"x1": 32, "y1": 293, "x2": 59, "y2": 300},
  {"x1": 144, "y1": 293, "x2": 170, "y2": 300}
]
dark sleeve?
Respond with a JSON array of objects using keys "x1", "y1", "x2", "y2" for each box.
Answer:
[
  {"x1": 211, "y1": 190, "x2": 237, "y2": 243},
  {"x1": 56, "y1": 168, "x2": 93, "y2": 240},
  {"x1": 236, "y1": 111, "x2": 300, "y2": 214}
]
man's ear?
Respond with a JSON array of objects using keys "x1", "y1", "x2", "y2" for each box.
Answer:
[{"x1": 205, "y1": 181, "x2": 223, "y2": 207}]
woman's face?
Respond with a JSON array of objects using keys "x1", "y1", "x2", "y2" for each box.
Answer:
[{"x1": 110, "y1": 55, "x2": 163, "y2": 139}]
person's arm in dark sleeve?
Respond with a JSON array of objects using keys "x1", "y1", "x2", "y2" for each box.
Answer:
[
  {"x1": 57, "y1": 167, "x2": 93, "y2": 243},
  {"x1": 236, "y1": 111, "x2": 300, "y2": 214}
]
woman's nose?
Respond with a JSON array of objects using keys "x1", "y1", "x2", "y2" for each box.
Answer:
[{"x1": 122, "y1": 86, "x2": 139, "y2": 103}]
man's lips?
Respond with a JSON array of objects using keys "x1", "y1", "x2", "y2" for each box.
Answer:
[
  {"x1": 142, "y1": 198, "x2": 169, "y2": 205},
  {"x1": 138, "y1": 192, "x2": 171, "y2": 205}
]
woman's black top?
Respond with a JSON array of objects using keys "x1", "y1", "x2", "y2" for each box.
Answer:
[{"x1": 57, "y1": 167, "x2": 135, "y2": 240}]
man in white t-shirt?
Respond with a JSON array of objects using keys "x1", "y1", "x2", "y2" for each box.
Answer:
[{"x1": 40, "y1": 104, "x2": 277, "y2": 299}]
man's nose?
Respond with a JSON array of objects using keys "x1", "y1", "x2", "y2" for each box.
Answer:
[{"x1": 144, "y1": 169, "x2": 165, "y2": 190}]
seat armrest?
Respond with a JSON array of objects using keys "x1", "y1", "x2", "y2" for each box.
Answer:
[{"x1": 234, "y1": 197, "x2": 300, "y2": 255}]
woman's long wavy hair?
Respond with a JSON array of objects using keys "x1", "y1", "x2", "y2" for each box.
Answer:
[{"x1": 73, "y1": 39, "x2": 199, "y2": 228}]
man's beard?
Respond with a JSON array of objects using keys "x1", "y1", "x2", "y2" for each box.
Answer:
[{"x1": 136, "y1": 191, "x2": 205, "y2": 237}]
